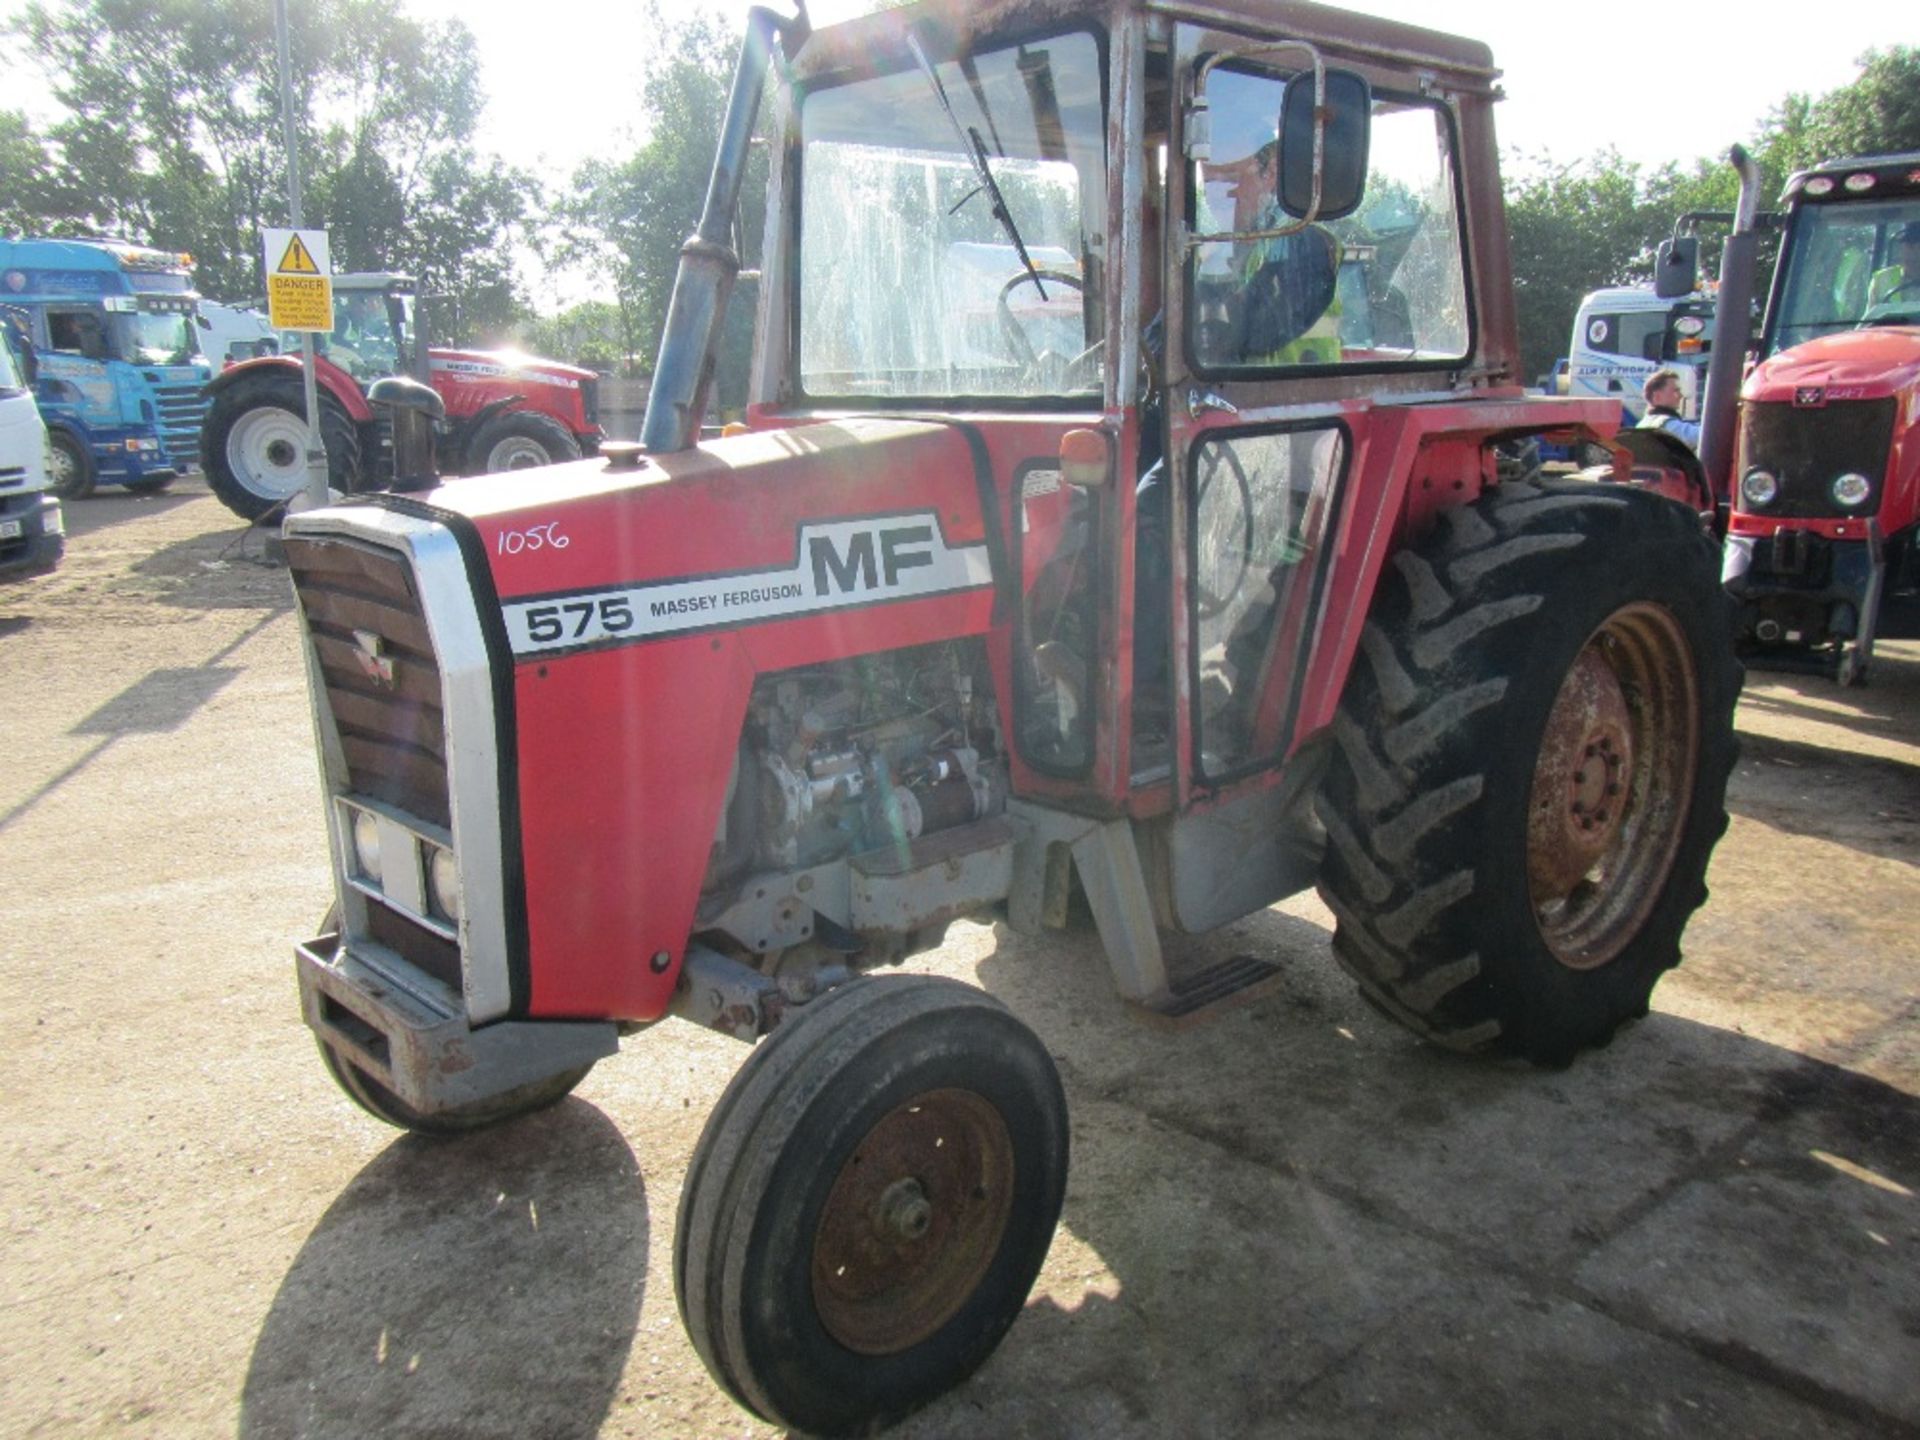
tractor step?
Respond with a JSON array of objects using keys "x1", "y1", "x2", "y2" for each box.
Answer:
[{"x1": 1133, "y1": 953, "x2": 1287, "y2": 1028}]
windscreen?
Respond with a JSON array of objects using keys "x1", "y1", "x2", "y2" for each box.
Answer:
[
  {"x1": 798, "y1": 29, "x2": 1106, "y2": 402},
  {"x1": 1768, "y1": 197, "x2": 1920, "y2": 353},
  {"x1": 118, "y1": 309, "x2": 197, "y2": 366}
]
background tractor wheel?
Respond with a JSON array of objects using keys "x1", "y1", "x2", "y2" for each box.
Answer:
[
  {"x1": 48, "y1": 431, "x2": 94, "y2": 500},
  {"x1": 317, "y1": 1040, "x2": 592, "y2": 1137},
  {"x1": 468, "y1": 410, "x2": 580, "y2": 473},
  {"x1": 1315, "y1": 479, "x2": 1740, "y2": 1064},
  {"x1": 675, "y1": 975, "x2": 1068, "y2": 1437},
  {"x1": 200, "y1": 376, "x2": 361, "y2": 523}
]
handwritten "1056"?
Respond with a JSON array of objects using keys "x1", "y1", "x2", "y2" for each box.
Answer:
[{"x1": 496, "y1": 523, "x2": 569, "y2": 555}]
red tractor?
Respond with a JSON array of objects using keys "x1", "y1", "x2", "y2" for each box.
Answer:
[
  {"x1": 1677, "y1": 149, "x2": 1920, "y2": 683},
  {"x1": 200, "y1": 272, "x2": 601, "y2": 521},
  {"x1": 280, "y1": 3, "x2": 1740, "y2": 1434}
]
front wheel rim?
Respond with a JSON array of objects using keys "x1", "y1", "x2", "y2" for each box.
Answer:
[
  {"x1": 1527, "y1": 603, "x2": 1700, "y2": 970},
  {"x1": 487, "y1": 436, "x2": 551, "y2": 470},
  {"x1": 49, "y1": 441, "x2": 76, "y2": 487},
  {"x1": 810, "y1": 1087, "x2": 1016, "y2": 1356},
  {"x1": 226, "y1": 406, "x2": 311, "y2": 501}
]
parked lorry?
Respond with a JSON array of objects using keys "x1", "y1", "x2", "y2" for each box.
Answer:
[
  {"x1": 1680, "y1": 148, "x2": 1920, "y2": 682},
  {"x1": 0, "y1": 320, "x2": 63, "y2": 579},
  {"x1": 0, "y1": 237, "x2": 211, "y2": 498},
  {"x1": 199, "y1": 272, "x2": 603, "y2": 522},
  {"x1": 279, "y1": 3, "x2": 1741, "y2": 1434},
  {"x1": 1566, "y1": 283, "x2": 1716, "y2": 423}
]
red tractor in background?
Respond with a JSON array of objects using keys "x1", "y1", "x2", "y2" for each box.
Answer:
[
  {"x1": 199, "y1": 271, "x2": 601, "y2": 521},
  {"x1": 278, "y1": 2, "x2": 1741, "y2": 1434},
  {"x1": 1671, "y1": 148, "x2": 1920, "y2": 684}
]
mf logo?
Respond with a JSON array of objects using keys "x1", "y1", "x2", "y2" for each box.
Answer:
[
  {"x1": 808, "y1": 522, "x2": 935, "y2": 597},
  {"x1": 1793, "y1": 385, "x2": 1827, "y2": 408}
]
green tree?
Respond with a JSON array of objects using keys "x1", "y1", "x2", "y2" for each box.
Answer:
[
  {"x1": 11, "y1": 0, "x2": 537, "y2": 339},
  {"x1": 556, "y1": 6, "x2": 765, "y2": 405}
]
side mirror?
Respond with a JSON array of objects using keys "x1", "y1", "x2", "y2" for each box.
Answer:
[
  {"x1": 3, "y1": 321, "x2": 37, "y2": 387},
  {"x1": 1654, "y1": 237, "x2": 1699, "y2": 299},
  {"x1": 1277, "y1": 68, "x2": 1370, "y2": 221}
]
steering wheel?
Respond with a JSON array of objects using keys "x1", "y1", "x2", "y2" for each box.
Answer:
[
  {"x1": 1860, "y1": 276, "x2": 1920, "y2": 325},
  {"x1": 997, "y1": 269, "x2": 1090, "y2": 381},
  {"x1": 1192, "y1": 442, "x2": 1255, "y2": 620}
]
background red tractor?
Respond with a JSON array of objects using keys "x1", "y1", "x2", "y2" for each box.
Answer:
[
  {"x1": 1672, "y1": 148, "x2": 1920, "y2": 683},
  {"x1": 200, "y1": 272, "x2": 601, "y2": 521}
]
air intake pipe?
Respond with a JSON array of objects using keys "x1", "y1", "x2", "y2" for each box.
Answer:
[
  {"x1": 1698, "y1": 145, "x2": 1763, "y2": 505},
  {"x1": 641, "y1": 7, "x2": 790, "y2": 454}
]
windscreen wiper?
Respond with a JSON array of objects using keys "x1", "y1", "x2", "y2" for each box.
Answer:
[{"x1": 905, "y1": 29, "x2": 1048, "y2": 302}]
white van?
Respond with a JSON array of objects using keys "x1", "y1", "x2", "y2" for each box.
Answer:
[
  {"x1": 0, "y1": 325, "x2": 63, "y2": 581},
  {"x1": 1566, "y1": 285, "x2": 1715, "y2": 422}
]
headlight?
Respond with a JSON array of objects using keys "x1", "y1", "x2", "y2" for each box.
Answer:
[
  {"x1": 1740, "y1": 469, "x2": 1779, "y2": 508},
  {"x1": 351, "y1": 809, "x2": 382, "y2": 883},
  {"x1": 1831, "y1": 472, "x2": 1873, "y2": 508},
  {"x1": 428, "y1": 846, "x2": 462, "y2": 925}
]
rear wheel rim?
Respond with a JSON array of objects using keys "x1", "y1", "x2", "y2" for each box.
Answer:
[
  {"x1": 227, "y1": 406, "x2": 310, "y2": 501},
  {"x1": 1527, "y1": 602, "x2": 1700, "y2": 970},
  {"x1": 810, "y1": 1087, "x2": 1016, "y2": 1356}
]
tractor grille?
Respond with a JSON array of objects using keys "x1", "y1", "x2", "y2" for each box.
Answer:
[
  {"x1": 153, "y1": 378, "x2": 209, "y2": 467},
  {"x1": 285, "y1": 535, "x2": 450, "y2": 829},
  {"x1": 1740, "y1": 398, "x2": 1897, "y2": 519}
]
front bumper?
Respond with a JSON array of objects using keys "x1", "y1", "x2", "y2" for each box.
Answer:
[
  {"x1": 1722, "y1": 528, "x2": 1872, "y2": 648},
  {"x1": 296, "y1": 928, "x2": 617, "y2": 1115},
  {"x1": 0, "y1": 493, "x2": 65, "y2": 581}
]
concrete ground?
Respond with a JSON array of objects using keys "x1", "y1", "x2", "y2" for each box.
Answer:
[{"x1": 1, "y1": 479, "x2": 1914, "y2": 1439}]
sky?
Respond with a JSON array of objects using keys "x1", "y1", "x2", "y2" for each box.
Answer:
[
  {"x1": 3, "y1": 0, "x2": 1915, "y2": 307},
  {"x1": 406, "y1": 0, "x2": 1916, "y2": 183}
]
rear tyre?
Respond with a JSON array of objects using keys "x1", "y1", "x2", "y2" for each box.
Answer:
[
  {"x1": 468, "y1": 410, "x2": 580, "y2": 473},
  {"x1": 200, "y1": 376, "x2": 362, "y2": 523},
  {"x1": 676, "y1": 975, "x2": 1068, "y2": 1436},
  {"x1": 48, "y1": 431, "x2": 95, "y2": 500},
  {"x1": 1315, "y1": 480, "x2": 1740, "y2": 1064},
  {"x1": 317, "y1": 1040, "x2": 591, "y2": 1137}
]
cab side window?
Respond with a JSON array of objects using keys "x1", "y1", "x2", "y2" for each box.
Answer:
[{"x1": 47, "y1": 309, "x2": 109, "y2": 361}]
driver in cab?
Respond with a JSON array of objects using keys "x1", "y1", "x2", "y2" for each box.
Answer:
[
  {"x1": 1865, "y1": 220, "x2": 1920, "y2": 316},
  {"x1": 1206, "y1": 139, "x2": 1342, "y2": 366}
]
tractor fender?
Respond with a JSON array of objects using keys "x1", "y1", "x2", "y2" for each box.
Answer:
[
  {"x1": 202, "y1": 354, "x2": 375, "y2": 424},
  {"x1": 452, "y1": 394, "x2": 530, "y2": 442}
]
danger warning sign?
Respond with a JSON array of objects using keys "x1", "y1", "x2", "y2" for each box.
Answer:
[{"x1": 264, "y1": 227, "x2": 332, "y2": 331}]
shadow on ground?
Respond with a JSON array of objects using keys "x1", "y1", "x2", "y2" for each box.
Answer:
[
  {"x1": 240, "y1": 1100, "x2": 647, "y2": 1440},
  {"x1": 873, "y1": 914, "x2": 1920, "y2": 1440}
]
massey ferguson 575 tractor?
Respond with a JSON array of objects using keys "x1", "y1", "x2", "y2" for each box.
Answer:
[
  {"x1": 1676, "y1": 149, "x2": 1920, "y2": 684},
  {"x1": 280, "y1": 2, "x2": 1739, "y2": 1432},
  {"x1": 201, "y1": 272, "x2": 601, "y2": 522}
]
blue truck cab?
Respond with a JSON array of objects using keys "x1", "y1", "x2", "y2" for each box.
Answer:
[{"x1": 0, "y1": 237, "x2": 212, "y2": 497}]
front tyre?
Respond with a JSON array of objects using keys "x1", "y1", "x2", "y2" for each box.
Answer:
[
  {"x1": 48, "y1": 431, "x2": 95, "y2": 500},
  {"x1": 200, "y1": 376, "x2": 362, "y2": 523},
  {"x1": 675, "y1": 975, "x2": 1068, "y2": 1437},
  {"x1": 317, "y1": 1040, "x2": 591, "y2": 1137},
  {"x1": 1316, "y1": 480, "x2": 1740, "y2": 1064},
  {"x1": 468, "y1": 410, "x2": 581, "y2": 473}
]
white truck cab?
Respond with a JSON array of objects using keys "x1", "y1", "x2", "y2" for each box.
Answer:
[
  {"x1": 0, "y1": 325, "x2": 63, "y2": 581},
  {"x1": 1567, "y1": 285, "x2": 1715, "y2": 422}
]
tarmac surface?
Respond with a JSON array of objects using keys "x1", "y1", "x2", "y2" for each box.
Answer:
[{"x1": 1, "y1": 478, "x2": 1915, "y2": 1438}]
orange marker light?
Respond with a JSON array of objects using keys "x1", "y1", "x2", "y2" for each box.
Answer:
[{"x1": 1060, "y1": 428, "x2": 1110, "y2": 488}]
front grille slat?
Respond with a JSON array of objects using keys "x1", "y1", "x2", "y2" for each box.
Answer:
[
  {"x1": 1743, "y1": 398, "x2": 1897, "y2": 518},
  {"x1": 288, "y1": 534, "x2": 453, "y2": 831}
]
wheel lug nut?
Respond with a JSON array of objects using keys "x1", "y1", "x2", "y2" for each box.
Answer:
[{"x1": 1574, "y1": 770, "x2": 1587, "y2": 785}]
